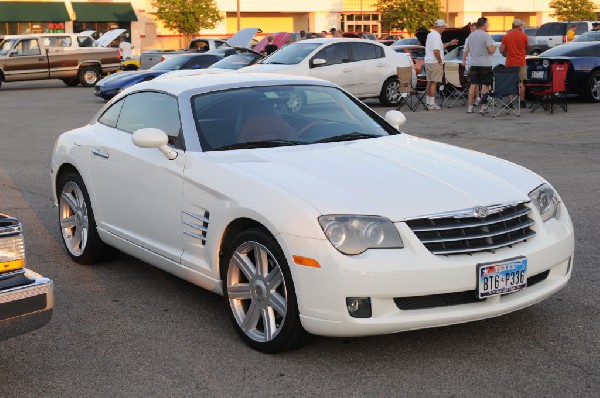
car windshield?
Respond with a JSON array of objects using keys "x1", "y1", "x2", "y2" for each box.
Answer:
[
  {"x1": 573, "y1": 32, "x2": 600, "y2": 42},
  {"x1": 541, "y1": 44, "x2": 598, "y2": 56},
  {"x1": 191, "y1": 85, "x2": 397, "y2": 151},
  {"x1": 0, "y1": 39, "x2": 17, "y2": 55},
  {"x1": 261, "y1": 43, "x2": 320, "y2": 65},
  {"x1": 150, "y1": 56, "x2": 191, "y2": 70},
  {"x1": 210, "y1": 53, "x2": 260, "y2": 69},
  {"x1": 393, "y1": 38, "x2": 419, "y2": 46}
]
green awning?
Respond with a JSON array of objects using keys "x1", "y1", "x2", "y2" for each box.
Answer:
[
  {"x1": 72, "y1": 2, "x2": 137, "y2": 22},
  {"x1": 0, "y1": 1, "x2": 70, "y2": 22}
]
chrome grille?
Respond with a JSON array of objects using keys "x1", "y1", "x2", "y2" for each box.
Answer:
[{"x1": 406, "y1": 203, "x2": 536, "y2": 255}]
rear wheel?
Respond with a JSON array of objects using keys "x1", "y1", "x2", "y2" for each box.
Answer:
[
  {"x1": 58, "y1": 172, "x2": 118, "y2": 264},
  {"x1": 62, "y1": 78, "x2": 79, "y2": 87},
  {"x1": 581, "y1": 70, "x2": 600, "y2": 103},
  {"x1": 221, "y1": 227, "x2": 309, "y2": 353},
  {"x1": 379, "y1": 77, "x2": 401, "y2": 106},
  {"x1": 78, "y1": 67, "x2": 101, "y2": 87}
]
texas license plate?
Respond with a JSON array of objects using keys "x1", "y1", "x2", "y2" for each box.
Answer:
[
  {"x1": 531, "y1": 70, "x2": 545, "y2": 79},
  {"x1": 477, "y1": 257, "x2": 527, "y2": 298}
]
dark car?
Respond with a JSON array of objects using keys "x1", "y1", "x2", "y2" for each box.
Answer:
[
  {"x1": 94, "y1": 53, "x2": 222, "y2": 99},
  {"x1": 526, "y1": 42, "x2": 600, "y2": 102},
  {"x1": 209, "y1": 52, "x2": 264, "y2": 69},
  {"x1": 1, "y1": 214, "x2": 53, "y2": 341},
  {"x1": 572, "y1": 31, "x2": 600, "y2": 42}
]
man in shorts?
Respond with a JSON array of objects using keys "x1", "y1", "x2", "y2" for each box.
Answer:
[
  {"x1": 465, "y1": 17, "x2": 496, "y2": 113},
  {"x1": 501, "y1": 19, "x2": 529, "y2": 107},
  {"x1": 424, "y1": 19, "x2": 459, "y2": 110}
]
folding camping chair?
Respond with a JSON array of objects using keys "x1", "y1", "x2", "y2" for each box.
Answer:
[
  {"x1": 444, "y1": 62, "x2": 470, "y2": 108},
  {"x1": 525, "y1": 62, "x2": 568, "y2": 114},
  {"x1": 396, "y1": 66, "x2": 427, "y2": 112},
  {"x1": 488, "y1": 65, "x2": 521, "y2": 118}
]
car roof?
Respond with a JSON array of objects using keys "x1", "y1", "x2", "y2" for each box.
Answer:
[
  {"x1": 127, "y1": 72, "x2": 337, "y2": 97},
  {"x1": 293, "y1": 38, "x2": 386, "y2": 46}
]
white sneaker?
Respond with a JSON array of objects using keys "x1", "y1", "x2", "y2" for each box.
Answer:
[
  {"x1": 426, "y1": 103, "x2": 442, "y2": 110},
  {"x1": 479, "y1": 105, "x2": 488, "y2": 114},
  {"x1": 475, "y1": 97, "x2": 481, "y2": 106},
  {"x1": 467, "y1": 106, "x2": 473, "y2": 113}
]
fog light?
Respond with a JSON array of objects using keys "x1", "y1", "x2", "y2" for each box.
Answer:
[{"x1": 346, "y1": 297, "x2": 372, "y2": 318}]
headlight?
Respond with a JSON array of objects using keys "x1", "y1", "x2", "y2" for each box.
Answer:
[
  {"x1": 0, "y1": 222, "x2": 25, "y2": 273},
  {"x1": 318, "y1": 215, "x2": 403, "y2": 255},
  {"x1": 529, "y1": 183, "x2": 560, "y2": 222}
]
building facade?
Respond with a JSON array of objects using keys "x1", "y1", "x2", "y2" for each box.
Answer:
[{"x1": 1, "y1": 0, "x2": 599, "y2": 53}]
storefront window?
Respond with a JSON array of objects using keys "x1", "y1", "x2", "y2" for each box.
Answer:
[
  {"x1": 342, "y1": 14, "x2": 381, "y2": 35},
  {"x1": 8, "y1": 22, "x2": 18, "y2": 35}
]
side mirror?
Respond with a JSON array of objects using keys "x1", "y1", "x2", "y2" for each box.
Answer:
[
  {"x1": 8, "y1": 48, "x2": 18, "y2": 57},
  {"x1": 311, "y1": 58, "x2": 326, "y2": 67},
  {"x1": 132, "y1": 128, "x2": 177, "y2": 160},
  {"x1": 384, "y1": 110, "x2": 406, "y2": 130}
]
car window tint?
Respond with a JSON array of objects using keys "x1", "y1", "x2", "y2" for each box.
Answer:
[
  {"x1": 117, "y1": 92, "x2": 181, "y2": 138},
  {"x1": 98, "y1": 99, "x2": 124, "y2": 128},
  {"x1": 351, "y1": 42, "x2": 384, "y2": 61},
  {"x1": 575, "y1": 23, "x2": 588, "y2": 35},
  {"x1": 538, "y1": 23, "x2": 563, "y2": 36},
  {"x1": 410, "y1": 48, "x2": 425, "y2": 58},
  {"x1": 313, "y1": 43, "x2": 349, "y2": 65},
  {"x1": 184, "y1": 55, "x2": 216, "y2": 69}
]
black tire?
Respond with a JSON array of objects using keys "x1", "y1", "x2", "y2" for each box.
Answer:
[
  {"x1": 581, "y1": 70, "x2": 600, "y2": 103},
  {"x1": 379, "y1": 77, "x2": 401, "y2": 107},
  {"x1": 0, "y1": 74, "x2": 3, "y2": 89},
  {"x1": 57, "y1": 172, "x2": 118, "y2": 265},
  {"x1": 78, "y1": 66, "x2": 101, "y2": 87},
  {"x1": 62, "y1": 78, "x2": 79, "y2": 87},
  {"x1": 221, "y1": 227, "x2": 309, "y2": 353}
]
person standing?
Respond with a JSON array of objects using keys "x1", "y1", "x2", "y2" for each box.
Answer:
[
  {"x1": 566, "y1": 24, "x2": 577, "y2": 42},
  {"x1": 118, "y1": 37, "x2": 134, "y2": 59},
  {"x1": 462, "y1": 23, "x2": 480, "y2": 104},
  {"x1": 592, "y1": 22, "x2": 599, "y2": 32},
  {"x1": 465, "y1": 17, "x2": 496, "y2": 113},
  {"x1": 424, "y1": 19, "x2": 459, "y2": 110},
  {"x1": 263, "y1": 36, "x2": 278, "y2": 55},
  {"x1": 500, "y1": 19, "x2": 529, "y2": 107}
]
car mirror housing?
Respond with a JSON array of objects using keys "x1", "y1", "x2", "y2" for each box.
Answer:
[
  {"x1": 132, "y1": 128, "x2": 177, "y2": 160},
  {"x1": 311, "y1": 58, "x2": 327, "y2": 67},
  {"x1": 384, "y1": 110, "x2": 406, "y2": 130}
]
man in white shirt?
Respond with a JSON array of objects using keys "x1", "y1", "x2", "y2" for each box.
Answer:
[
  {"x1": 424, "y1": 19, "x2": 458, "y2": 110},
  {"x1": 119, "y1": 37, "x2": 134, "y2": 59}
]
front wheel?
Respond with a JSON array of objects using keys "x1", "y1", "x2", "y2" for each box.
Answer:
[
  {"x1": 78, "y1": 67, "x2": 101, "y2": 87},
  {"x1": 379, "y1": 77, "x2": 401, "y2": 106},
  {"x1": 582, "y1": 70, "x2": 600, "y2": 103},
  {"x1": 58, "y1": 172, "x2": 118, "y2": 264},
  {"x1": 221, "y1": 228, "x2": 309, "y2": 353}
]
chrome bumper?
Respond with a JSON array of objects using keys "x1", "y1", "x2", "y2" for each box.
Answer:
[{"x1": 0, "y1": 269, "x2": 54, "y2": 341}]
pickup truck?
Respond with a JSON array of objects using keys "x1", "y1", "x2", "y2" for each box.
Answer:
[
  {"x1": 0, "y1": 32, "x2": 120, "y2": 88},
  {"x1": 1, "y1": 213, "x2": 53, "y2": 341},
  {"x1": 140, "y1": 27, "x2": 258, "y2": 69}
]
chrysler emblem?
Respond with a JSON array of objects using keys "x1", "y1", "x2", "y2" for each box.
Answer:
[{"x1": 475, "y1": 206, "x2": 489, "y2": 218}]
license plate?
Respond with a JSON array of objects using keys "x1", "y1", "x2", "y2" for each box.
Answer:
[
  {"x1": 477, "y1": 257, "x2": 527, "y2": 298},
  {"x1": 531, "y1": 70, "x2": 545, "y2": 79}
]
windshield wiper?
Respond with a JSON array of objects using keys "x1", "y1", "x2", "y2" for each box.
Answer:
[
  {"x1": 265, "y1": 61, "x2": 286, "y2": 65},
  {"x1": 315, "y1": 133, "x2": 381, "y2": 144},
  {"x1": 211, "y1": 139, "x2": 304, "y2": 151}
]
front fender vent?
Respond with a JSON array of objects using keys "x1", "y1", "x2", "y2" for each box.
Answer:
[{"x1": 182, "y1": 210, "x2": 210, "y2": 246}]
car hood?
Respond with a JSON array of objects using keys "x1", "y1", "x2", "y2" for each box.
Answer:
[
  {"x1": 98, "y1": 70, "x2": 165, "y2": 89},
  {"x1": 96, "y1": 29, "x2": 127, "y2": 47},
  {"x1": 241, "y1": 63, "x2": 296, "y2": 73},
  {"x1": 226, "y1": 28, "x2": 259, "y2": 48},
  {"x1": 208, "y1": 135, "x2": 542, "y2": 221}
]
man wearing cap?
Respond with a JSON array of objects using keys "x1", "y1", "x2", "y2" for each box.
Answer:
[
  {"x1": 465, "y1": 17, "x2": 496, "y2": 113},
  {"x1": 591, "y1": 22, "x2": 599, "y2": 31},
  {"x1": 424, "y1": 19, "x2": 459, "y2": 110},
  {"x1": 501, "y1": 19, "x2": 529, "y2": 108}
]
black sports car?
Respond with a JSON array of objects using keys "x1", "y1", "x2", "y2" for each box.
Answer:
[{"x1": 526, "y1": 42, "x2": 600, "y2": 102}]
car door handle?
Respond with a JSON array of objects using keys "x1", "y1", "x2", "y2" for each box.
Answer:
[{"x1": 92, "y1": 147, "x2": 109, "y2": 159}]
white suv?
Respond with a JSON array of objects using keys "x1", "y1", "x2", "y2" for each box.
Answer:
[
  {"x1": 536, "y1": 21, "x2": 600, "y2": 48},
  {"x1": 242, "y1": 38, "x2": 415, "y2": 106}
]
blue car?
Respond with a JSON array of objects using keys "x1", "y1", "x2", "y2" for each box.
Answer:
[
  {"x1": 526, "y1": 42, "x2": 600, "y2": 102},
  {"x1": 94, "y1": 53, "x2": 222, "y2": 99}
]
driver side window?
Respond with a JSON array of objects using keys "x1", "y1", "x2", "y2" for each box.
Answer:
[
  {"x1": 312, "y1": 43, "x2": 349, "y2": 66},
  {"x1": 15, "y1": 39, "x2": 41, "y2": 56}
]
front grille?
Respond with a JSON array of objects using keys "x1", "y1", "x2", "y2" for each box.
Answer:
[
  {"x1": 394, "y1": 269, "x2": 550, "y2": 310},
  {"x1": 406, "y1": 203, "x2": 536, "y2": 255}
]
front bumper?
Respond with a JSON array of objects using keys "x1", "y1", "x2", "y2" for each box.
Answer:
[
  {"x1": 0, "y1": 269, "x2": 54, "y2": 341},
  {"x1": 278, "y1": 205, "x2": 574, "y2": 337},
  {"x1": 94, "y1": 86, "x2": 118, "y2": 99}
]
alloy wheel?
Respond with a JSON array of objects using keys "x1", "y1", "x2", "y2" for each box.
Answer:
[
  {"x1": 59, "y1": 181, "x2": 89, "y2": 257},
  {"x1": 592, "y1": 74, "x2": 600, "y2": 101},
  {"x1": 226, "y1": 241, "x2": 287, "y2": 342},
  {"x1": 386, "y1": 80, "x2": 401, "y2": 104}
]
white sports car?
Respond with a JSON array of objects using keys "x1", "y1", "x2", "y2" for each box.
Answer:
[{"x1": 50, "y1": 72, "x2": 574, "y2": 353}]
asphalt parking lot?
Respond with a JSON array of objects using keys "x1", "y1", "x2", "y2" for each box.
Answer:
[{"x1": 1, "y1": 80, "x2": 599, "y2": 397}]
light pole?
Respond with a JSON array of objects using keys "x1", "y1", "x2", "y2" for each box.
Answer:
[{"x1": 237, "y1": 0, "x2": 241, "y2": 32}]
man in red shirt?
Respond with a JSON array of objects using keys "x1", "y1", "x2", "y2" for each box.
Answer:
[{"x1": 500, "y1": 19, "x2": 529, "y2": 107}]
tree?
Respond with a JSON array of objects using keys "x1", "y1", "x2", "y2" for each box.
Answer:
[
  {"x1": 549, "y1": 0, "x2": 597, "y2": 21},
  {"x1": 376, "y1": 0, "x2": 443, "y2": 35},
  {"x1": 152, "y1": 0, "x2": 223, "y2": 47}
]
